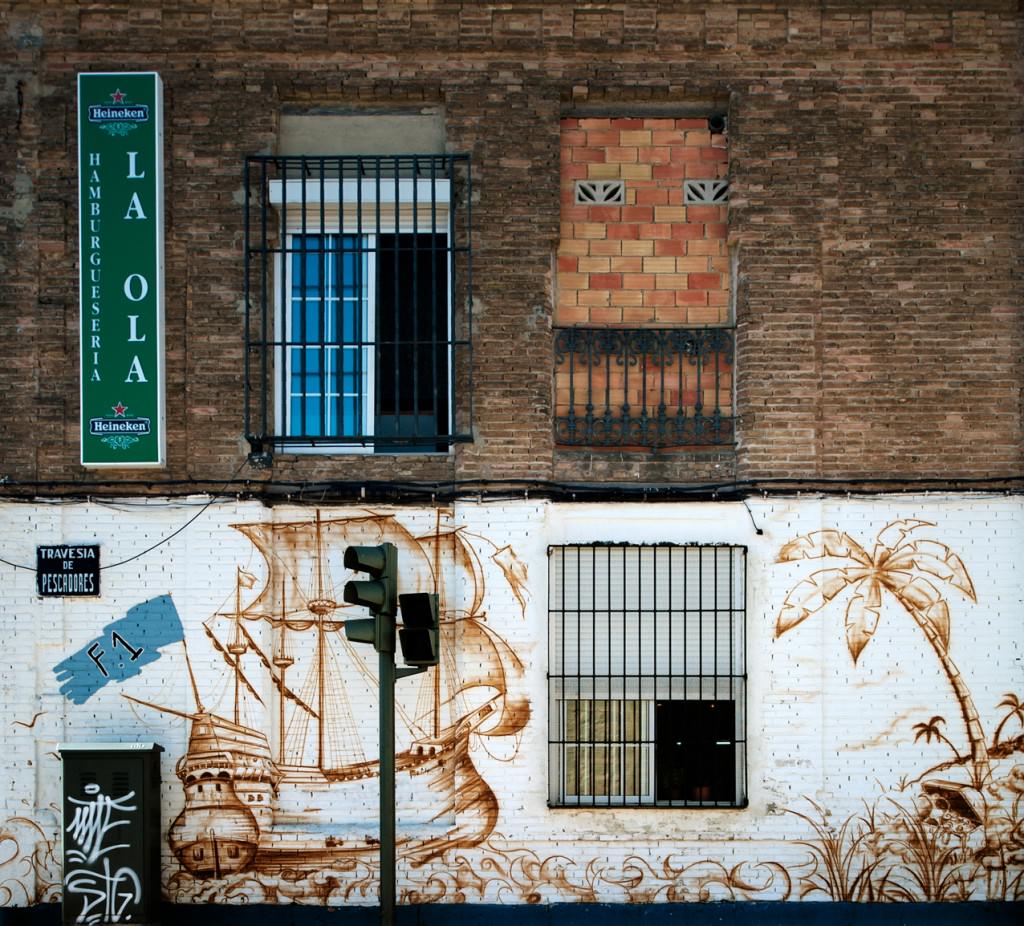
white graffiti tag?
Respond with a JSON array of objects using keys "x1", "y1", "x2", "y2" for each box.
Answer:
[
  {"x1": 66, "y1": 783, "x2": 136, "y2": 865},
  {"x1": 65, "y1": 857, "x2": 142, "y2": 924},
  {"x1": 64, "y1": 784, "x2": 141, "y2": 923}
]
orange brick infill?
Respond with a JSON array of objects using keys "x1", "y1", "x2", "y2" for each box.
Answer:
[
  {"x1": 559, "y1": 115, "x2": 729, "y2": 327},
  {"x1": 590, "y1": 273, "x2": 623, "y2": 290},
  {"x1": 585, "y1": 206, "x2": 624, "y2": 223},
  {"x1": 621, "y1": 206, "x2": 655, "y2": 222},
  {"x1": 607, "y1": 224, "x2": 641, "y2": 240},
  {"x1": 634, "y1": 188, "x2": 670, "y2": 206},
  {"x1": 654, "y1": 240, "x2": 687, "y2": 256},
  {"x1": 638, "y1": 223, "x2": 673, "y2": 240},
  {"x1": 623, "y1": 273, "x2": 657, "y2": 290},
  {"x1": 688, "y1": 272, "x2": 721, "y2": 289}
]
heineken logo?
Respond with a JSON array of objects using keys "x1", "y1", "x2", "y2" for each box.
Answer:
[
  {"x1": 90, "y1": 401, "x2": 151, "y2": 450},
  {"x1": 91, "y1": 418, "x2": 151, "y2": 434},
  {"x1": 88, "y1": 89, "x2": 149, "y2": 136},
  {"x1": 89, "y1": 104, "x2": 149, "y2": 121}
]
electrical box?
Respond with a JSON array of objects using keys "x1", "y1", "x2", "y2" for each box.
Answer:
[{"x1": 59, "y1": 743, "x2": 163, "y2": 925}]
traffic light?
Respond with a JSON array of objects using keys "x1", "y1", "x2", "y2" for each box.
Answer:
[
  {"x1": 398, "y1": 593, "x2": 439, "y2": 667},
  {"x1": 343, "y1": 543, "x2": 397, "y2": 652}
]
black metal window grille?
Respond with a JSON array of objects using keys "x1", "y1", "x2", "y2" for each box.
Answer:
[
  {"x1": 548, "y1": 544, "x2": 747, "y2": 808},
  {"x1": 244, "y1": 155, "x2": 473, "y2": 453},
  {"x1": 553, "y1": 327, "x2": 734, "y2": 448}
]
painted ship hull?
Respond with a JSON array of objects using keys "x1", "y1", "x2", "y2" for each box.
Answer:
[
  {"x1": 170, "y1": 706, "x2": 498, "y2": 879},
  {"x1": 168, "y1": 711, "x2": 278, "y2": 876}
]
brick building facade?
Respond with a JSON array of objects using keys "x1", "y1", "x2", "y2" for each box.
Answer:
[{"x1": 0, "y1": 2, "x2": 1021, "y2": 923}]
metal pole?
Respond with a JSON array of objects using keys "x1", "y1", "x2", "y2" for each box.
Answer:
[{"x1": 379, "y1": 636, "x2": 396, "y2": 926}]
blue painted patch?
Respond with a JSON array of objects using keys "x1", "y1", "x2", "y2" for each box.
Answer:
[{"x1": 53, "y1": 595, "x2": 184, "y2": 704}]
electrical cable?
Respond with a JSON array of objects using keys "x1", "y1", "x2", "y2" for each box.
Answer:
[
  {"x1": 0, "y1": 458, "x2": 251, "y2": 574},
  {"x1": 0, "y1": 468, "x2": 1020, "y2": 571},
  {"x1": 0, "y1": 473, "x2": 1020, "y2": 499}
]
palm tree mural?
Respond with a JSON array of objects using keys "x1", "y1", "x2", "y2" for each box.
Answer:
[
  {"x1": 912, "y1": 716, "x2": 961, "y2": 761},
  {"x1": 774, "y1": 519, "x2": 991, "y2": 789}
]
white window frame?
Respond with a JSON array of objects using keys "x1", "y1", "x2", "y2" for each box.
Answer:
[{"x1": 268, "y1": 179, "x2": 453, "y2": 453}]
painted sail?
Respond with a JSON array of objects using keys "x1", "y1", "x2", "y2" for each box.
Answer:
[
  {"x1": 451, "y1": 618, "x2": 530, "y2": 737},
  {"x1": 412, "y1": 522, "x2": 530, "y2": 742},
  {"x1": 235, "y1": 512, "x2": 435, "y2": 630},
  {"x1": 229, "y1": 512, "x2": 440, "y2": 774}
]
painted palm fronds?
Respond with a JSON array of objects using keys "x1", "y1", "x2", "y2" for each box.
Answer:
[
  {"x1": 992, "y1": 694, "x2": 1024, "y2": 752},
  {"x1": 913, "y1": 716, "x2": 962, "y2": 762},
  {"x1": 775, "y1": 519, "x2": 990, "y2": 788}
]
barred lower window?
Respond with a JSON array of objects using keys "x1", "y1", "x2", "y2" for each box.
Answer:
[
  {"x1": 549, "y1": 544, "x2": 746, "y2": 807},
  {"x1": 243, "y1": 156, "x2": 472, "y2": 454}
]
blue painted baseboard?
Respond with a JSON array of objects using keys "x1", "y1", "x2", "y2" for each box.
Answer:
[{"x1": 1, "y1": 903, "x2": 1021, "y2": 925}]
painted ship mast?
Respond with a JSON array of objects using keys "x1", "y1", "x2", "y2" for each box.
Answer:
[
  {"x1": 233, "y1": 510, "x2": 420, "y2": 778},
  {"x1": 272, "y1": 578, "x2": 294, "y2": 766},
  {"x1": 227, "y1": 568, "x2": 248, "y2": 725},
  {"x1": 233, "y1": 509, "x2": 530, "y2": 782},
  {"x1": 307, "y1": 510, "x2": 338, "y2": 770}
]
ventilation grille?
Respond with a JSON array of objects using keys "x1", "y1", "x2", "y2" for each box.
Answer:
[
  {"x1": 575, "y1": 180, "x2": 626, "y2": 205},
  {"x1": 684, "y1": 179, "x2": 729, "y2": 205}
]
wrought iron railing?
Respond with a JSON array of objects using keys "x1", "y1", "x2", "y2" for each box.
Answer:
[
  {"x1": 554, "y1": 327, "x2": 735, "y2": 449},
  {"x1": 243, "y1": 155, "x2": 473, "y2": 454}
]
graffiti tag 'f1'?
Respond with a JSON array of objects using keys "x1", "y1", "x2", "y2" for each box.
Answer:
[{"x1": 86, "y1": 632, "x2": 144, "y2": 679}]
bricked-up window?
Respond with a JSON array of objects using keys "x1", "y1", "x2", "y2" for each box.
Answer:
[
  {"x1": 549, "y1": 544, "x2": 746, "y2": 807},
  {"x1": 555, "y1": 118, "x2": 734, "y2": 448},
  {"x1": 244, "y1": 156, "x2": 472, "y2": 454}
]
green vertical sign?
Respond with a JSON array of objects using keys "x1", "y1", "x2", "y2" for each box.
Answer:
[{"x1": 78, "y1": 72, "x2": 164, "y2": 467}]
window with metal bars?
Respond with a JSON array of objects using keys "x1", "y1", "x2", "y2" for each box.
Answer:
[
  {"x1": 548, "y1": 543, "x2": 746, "y2": 807},
  {"x1": 243, "y1": 155, "x2": 473, "y2": 454}
]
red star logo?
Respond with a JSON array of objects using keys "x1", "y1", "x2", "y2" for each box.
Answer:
[
  {"x1": 112, "y1": 402, "x2": 128, "y2": 417},
  {"x1": 110, "y1": 89, "x2": 126, "y2": 103}
]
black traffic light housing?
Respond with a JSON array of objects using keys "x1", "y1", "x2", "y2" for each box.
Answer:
[
  {"x1": 398, "y1": 593, "x2": 440, "y2": 667},
  {"x1": 343, "y1": 543, "x2": 397, "y2": 652}
]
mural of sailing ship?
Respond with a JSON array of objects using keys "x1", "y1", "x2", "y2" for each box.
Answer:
[{"x1": 126, "y1": 509, "x2": 531, "y2": 880}]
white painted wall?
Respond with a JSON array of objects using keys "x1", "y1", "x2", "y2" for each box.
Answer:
[{"x1": 1, "y1": 495, "x2": 1020, "y2": 907}]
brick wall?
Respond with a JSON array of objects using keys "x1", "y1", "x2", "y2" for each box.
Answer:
[{"x1": 0, "y1": 1, "x2": 1019, "y2": 491}]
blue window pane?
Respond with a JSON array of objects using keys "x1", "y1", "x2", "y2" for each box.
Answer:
[
  {"x1": 287, "y1": 233, "x2": 367, "y2": 439},
  {"x1": 290, "y1": 301, "x2": 325, "y2": 342},
  {"x1": 290, "y1": 397, "x2": 324, "y2": 436},
  {"x1": 341, "y1": 300, "x2": 359, "y2": 342},
  {"x1": 290, "y1": 347, "x2": 324, "y2": 377},
  {"x1": 339, "y1": 244, "x2": 359, "y2": 294},
  {"x1": 342, "y1": 397, "x2": 360, "y2": 435}
]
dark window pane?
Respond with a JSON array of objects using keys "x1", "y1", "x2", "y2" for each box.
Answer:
[
  {"x1": 655, "y1": 700, "x2": 735, "y2": 803},
  {"x1": 375, "y1": 233, "x2": 449, "y2": 449}
]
